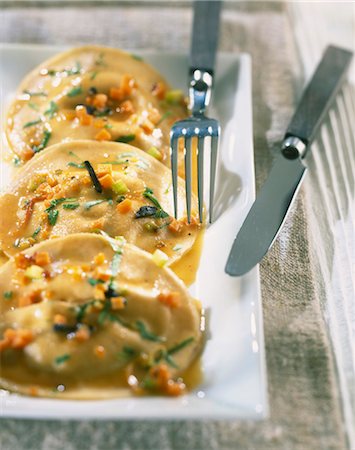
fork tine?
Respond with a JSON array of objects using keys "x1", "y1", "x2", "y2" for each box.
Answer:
[
  {"x1": 170, "y1": 135, "x2": 179, "y2": 219},
  {"x1": 197, "y1": 136, "x2": 204, "y2": 223},
  {"x1": 184, "y1": 136, "x2": 192, "y2": 223},
  {"x1": 209, "y1": 135, "x2": 218, "y2": 223}
]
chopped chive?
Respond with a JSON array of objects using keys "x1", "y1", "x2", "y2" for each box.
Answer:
[
  {"x1": 28, "y1": 102, "x2": 39, "y2": 111},
  {"x1": 173, "y1": 245, "x2": 182, "y2": 252},
  {"x1": 118, "y1": 346, "x2": 136, "y2": 360},
  {"x1": 47, "y1": 209, "x2": 59, "y2": 226},
  {"x1": 75, "y1": 300, "x2": 95, "y2": 322},
  {"x1": 67, "y1": 161, "x2": 85, "y2": 168},
  {"x1": 167, "y1": 337, "x2": 194, "y2": 355},
  {"x1": 83, "y1": 160, "x2": 103, "y2": 193},
  {"x1": 54, "y1": 354, "x2": 71, "y2": 365},
  {"x1": 33, "y1": 130, "x2": 51, "y2": 153},
  {"x1": 68, "y1": 151, "x2": 81, "y2": 160},
  {"x1": 88, "y1": 278, "x2": 105, "y2": 286},
  {"x1": 63, "y1": 203, "x2": 79, "y2": 210},
  {"x1": 156, "y1": 111, "x2": 173, "y2": 125},
  {"x1": 83, "y1": 199, "x2": 105, "y2": 210},
  {"x1": 44, "y1": 101, "x2": 58, "y2": 119},
  {"x1": 64, "y1": 61, "x2": 81, "y2": 76},
  {"x1": 135, "y1": 320, "x2": 165, "y2": 342},
  {"x1": 3, "y1": 291, "x2": 13, "y2": 300},
  {"x1": 90, "y1": 71, "x2": 98, "y2": 80},
  {"x1": 32, "y1": 226, "x2": 41, "y2": 238},
  {"x1": 13, "y1": 156, "x2": 22, "y2": 167},
  {"x1": 142, "y1": 187, "x2": 169, "y2": 218},
  {"x1": 23, "y1": 90, "x2": 47, "y2": 97},
  {"x1": 67, "y1": 86, "x2": 83, "y2": 97},
  {"x1": 23, "y1": 119, "x2": 42, "y2": 129},
  {"x1": 115, "y1": 134, "x2": 135, "y2": 143},
  {"x1": 131, "y1": 54, "x2": 143, "y2": 61},
  {"x1": 45, "y1": 198, "x2": 77, "y2": 211}
]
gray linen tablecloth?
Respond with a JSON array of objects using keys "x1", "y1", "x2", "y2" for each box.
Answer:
[{"x1": 0, "y1": 2, "x2": 353, "y2": 449}]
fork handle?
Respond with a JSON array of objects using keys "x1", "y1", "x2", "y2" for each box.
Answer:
[{"x1": 189, "y1": 0, "x2": 222, "y2": 75}]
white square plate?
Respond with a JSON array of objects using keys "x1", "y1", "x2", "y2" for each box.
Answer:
[{"x1": 0, "y1": 44, "x2": 267, "y2": 420}]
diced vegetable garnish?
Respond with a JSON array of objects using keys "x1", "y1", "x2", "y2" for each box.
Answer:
[
  {"x1": 152, "y1": 249, "x2": 169, "y2": 267},
  {"x1": 112, "y1": 179, "x2": 129, "y2": 195},
  {"x1": 165, "y1": 89, "x2": 184, "y2": 105},
  {"x1": 147, "y1": 146, "x2": 162, "y2": 160},
  {"x1": 24, "y1": 264, "x2": 44, "y2": 279}
]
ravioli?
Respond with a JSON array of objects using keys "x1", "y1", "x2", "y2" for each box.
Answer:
[
  {"x1": 0, "y1": 233, "x2": 203, "y2": 399},
  {"x1": 0, "y1": 140, "x2": 200, "y2": 264},
  {"x1": 6, "y1": 45, "x2": 187, "y2": 165}
]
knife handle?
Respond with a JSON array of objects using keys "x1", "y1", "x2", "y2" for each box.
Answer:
[
  {"x1": 282, "y1": 45, "x2": 353, "y2": 159},
  {"x1": 189, "y1": 0, "x2": 222, "y2": 75}
]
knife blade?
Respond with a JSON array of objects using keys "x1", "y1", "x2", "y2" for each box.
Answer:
[{"x1": 225, "y1": 45, "x2": 353, "y2": 277}]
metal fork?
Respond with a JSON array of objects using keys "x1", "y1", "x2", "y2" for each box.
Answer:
[{"x1": 170, "y1": 0, "x2": 222, "y2": 223}]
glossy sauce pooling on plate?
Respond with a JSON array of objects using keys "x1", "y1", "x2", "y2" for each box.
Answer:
[
  {"x1": 0, "y1": 140, "x2": 200, "y2": 264},
  {"x1": 6, "y1": 45, "x2": 187, "y2": 164},
  {"x1": 0, "y1": 234, "x2": 203, "y2": 399}
]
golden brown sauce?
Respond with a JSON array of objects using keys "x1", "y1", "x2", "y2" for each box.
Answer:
[{"x1": 170, "y1": 227, "x2": 205, "y2": 286}]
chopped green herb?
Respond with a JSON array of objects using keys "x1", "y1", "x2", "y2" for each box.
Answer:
[
  {"x1": 63, "y1": 203, "x2": 79, "y2": 210},
  {"x1": 13, "y1": 156, "x2": 22, "y2": 167},
  {"x1": 67, "y1": 161, "x2": 85, "y2": 168},
  {"x1": 33, "y1": 130, "x2": 51, "y2": 153},
  {"x1": 90, "y1": 71, "x2": 98, "y2": 80},
  {"x1": 88, "y1": 278, "x2": 105, "y2": 286},
  {"x1": 136, "y1": 320, "x2": 165, "y2": 342},
  {"x1": 23, "y1": 90, "x2": 47, "y2": 97},
  {"x1": 131, "y1": 54, "x2": 143, "y2": 61},
  {"x1": 3, "y1": 291, "x2": 13, "y2": 300},
  {"x1": 84, "y1": 160, "x2": 103, "y2": 193},
  {"x1": 167, "y1": 337, "x2": 194, "y2": 355},
  {"x1": 75, "y1": 300, "x2": 95, "y2": 322},
  {"x1": 55, "y1": 354, "x2": 71, "y2": 365},
  {"x1": 141, "y1": 187, "x2": 169, "y2": 218},
  {"x1": 173, "y1": 245, "x2": 182, "y2": 252},
  {"x1": 64, "y1": 61, "x2": 81, "y2": 76},
  {"x1": 47, "y1": 209, "x2": 59, "y2": 226},
  {"x1": 93, "y1": 108, "x2": 112, "y2": 117},
  {"x1": 68, "y1": 151, "x2": 81, "y2": 160},
  {"x1": 23, "y1": 119, "x2": 42, "y2": 129},
  {"x1": 118, "y1": 346, "x2": 136, "y2": 360},
  {"x1": 45, "y1": 198, "x2": 78, "y2": 211},
  {"x1": 104, "y1": 123, "x2": 113, "y2": 129},
  {"x1": 44, "y1": 101, "x2": 58, "y2": 119},
  {"x1": 95, "y1": 53, "x2": 106, "y2": 66},
  {"x1": 67, "y1": 86, "x2": 83, "y2": 97},
  {"x1": 83, "y1": 199, "x2": 106, "y2": 210},
  {"x1": 28, "y1": 102, "x2": 39, "y2": 111},
  {"x1": 156, "y1": 111, "x2": 173, "y2": 125},
  {"x1": 32, "y1": 226, "x2": 41, "y2": 238},
  {"x1": 115, "y1": 134, "x2": 135, "y2": 143}
]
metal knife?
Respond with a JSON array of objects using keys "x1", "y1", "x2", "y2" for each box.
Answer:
[{"x1": 225, "y1": 45, "x2": 353, "y2": 277}]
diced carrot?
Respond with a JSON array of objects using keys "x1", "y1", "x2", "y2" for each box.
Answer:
[
  {"x1": 0, "y1": 328, "x2": 34, "y2": 352},
  {"x1": 94, "y1": 119, "x2": 106, "y2": 128},
  {"x1": 157, "y1": 292, "x2": 181, "y2": 308},
  {"x1": 94, "y1": 285, "x2": 106, "y2": 300},
  {"x1": 94, "y1": 345, "x2": 106, "y2": 358},
  {"x1": 14, "y1": 253, "x2": 32, "y2": 269},
  {"x1": 64, "y1": 110, "x2": 76, "y2": 121},
  {"x1": 91, "y1": 219, "x2": 104, "y2": 230},
  {"x1": 109, "y1": 87, "x2": 124, "y2": 101},
  {"x1": 140, "y1": 119, "x2": 154, "y2": 135},
  {"x1": 46, "y1": 174, "x2": 58, "y2": 187},
  {"x1": 22, "y1": 148, "x2": 35, "y2": 161},
  {"x1": 121, "y1": 74, "x2": 135, "y2": 96},
  {"x1": 148, "y1": 107, "x2": 161, "y2": 125},
  {"x1": 75, "y1": 105, "x2": 87, "y2": 119},
  {"x1": 93, "y1": 93, "x2": 108, "y2": 109},
  {"x1": 98, "y1": 173, "x2": 114, "y2": 189},
  {"x1": 168, "y1": 219, "x2": 184, "y2": 233},
  {"x1": 34, "y1": 251, "x2": 51, "y2": 267},
  {"x1": 18, "y1": 290, "x2": 42, "y2": 308},
  {"x1": 97, "y1": 164, "x2": 112, "y2": 176},
  {"x1": 80, "y1": 114, "x2": 93, "y2": 126},
  {"x1": 151, "y1": 82, "x2": 167, "y2": 100},
  {"x1": 28, "y1": 386, "x2": 39, "y2": 397},
  {"x1": 81, "y1": 175, "x2": 92, "y2": 185},
  {"x1": 95, "y1": 128, "x2": 112, "y2": 141},
  {"x1": 111, "y1": 296, "x2": 126, "y2": 310},
  {"x1": 165, "y1": 379, "x2": 186, "y2": 396},
  {"x1": 75, "y1": 326, "x2": 90, "y2": 342},
  {"x1": 120, "y1": 100, "x2": 134, "y2": 114},
  {"x1": 116, "y1": 198, "x2": 132, "y2": 214},
  {"x1": 53, "y1": 314, "x2": 67, "y2": 325},
  {"x1": 93, "y1": 252, "x2": 106, "y2": 265}
]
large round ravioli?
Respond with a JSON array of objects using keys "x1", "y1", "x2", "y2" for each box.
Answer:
[
  {"x1": 0, "y1": 233, "x2": 203, "y2": 399},
  {"x1": 6, "y1": 45, "x2": 187, "y2": 164},
  {"x1": 0, "y1": 140, "x2": 200, "y2": 263}
]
